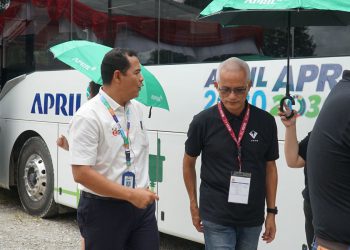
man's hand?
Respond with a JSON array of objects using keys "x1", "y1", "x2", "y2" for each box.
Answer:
[
  {"x1": 57, "y1": 135, "x2": 69, "y2": 151},
  {"x1": 262, "y1": 213, "x2": 276, "y2": 243},
  {"x1": 128, "y1": 188, "x2": 159, "y2": 209},
  {"x1": 278, "y1": 104, "x2": 297, "y2": 128},
  {"x1": 190, "y1": 204, "x2": 203, "y2": 232}
]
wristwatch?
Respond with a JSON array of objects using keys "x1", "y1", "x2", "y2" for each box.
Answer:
[{"x1": 267, "y1": 207, "x2": 278, "y2": 215}]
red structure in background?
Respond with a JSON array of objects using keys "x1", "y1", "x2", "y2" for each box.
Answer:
[{"x1": 0, "y1": 0, "x2": 263, "y2": 50}]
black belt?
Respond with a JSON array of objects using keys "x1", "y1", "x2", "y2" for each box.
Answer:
[{"x1": 81, "y1": 191, "x2": 117, "y2": 201}]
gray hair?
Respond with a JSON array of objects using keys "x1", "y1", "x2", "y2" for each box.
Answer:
[{"x1": 216, "y1": 57, "x2": 251, "y2": 83}]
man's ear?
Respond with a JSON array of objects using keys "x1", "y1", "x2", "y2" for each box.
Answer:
[
  {"x1": 114, "y1": 70, "x2": 121, "y2": 80},
  {"x1": 112, "y1": 70, "x2": 122, "y2": 84},
  {"x1": 247, "y1": 80, "x2": 252, "y2": 90},
  {"x1": 214, "y1": 82, "x2": 218, "y2": 89}
]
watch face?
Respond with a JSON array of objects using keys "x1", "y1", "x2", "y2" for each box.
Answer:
[{"x1": 0, "y1": 0, "x2": 10, "y2": 11}]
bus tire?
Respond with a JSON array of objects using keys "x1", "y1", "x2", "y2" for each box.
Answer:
[{"x1": 17, "y1": 136, "x2": 58, "y2": 218}]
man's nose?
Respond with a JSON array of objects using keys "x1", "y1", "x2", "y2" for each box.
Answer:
[
  {"x1": 139, "y1": 75, "x2": 144, "y2": 85},
  {"x1": 228, "y1": 90, "x2": 238, "y2": 97}
]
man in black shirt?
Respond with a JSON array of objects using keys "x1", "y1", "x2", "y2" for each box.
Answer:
[
  {"x1": 308, "y1": 70, "x2": 350, "y2": 249},
  {"x1": 183, "y1": 57, "x2": 279, "y2": 250}
]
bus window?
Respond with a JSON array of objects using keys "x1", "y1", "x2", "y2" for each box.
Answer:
[
  {"x1": 159, "y1": 0, "x2": 263, "y2": 64},
  {"x1": 0, "y1": 0, "x2": 74, "y2": 88},
  {"x1": 1, "y1": 1, "x2": 31, "y2": 87},
  {"x1": 260, "y1": 27, "x2": 316, "y2": 59},
  {"x1": 31, "y1": 2, "x2": 72, "y2": 71},
  {"x1": 78, "y1": 0, "x2": 159, "y2": 65},
  {"x1": 81, "y1": 0, "x2": 264, "y2": 64},
  {"x1": 1, "y1": 0, "x2": 349, "y2": 88},
  {"x1": 298, "y1": 26, "x2": 350, "y2": 58},
  {"x1": 260, "y1": 26, "x2": 350, "y2": 59}
]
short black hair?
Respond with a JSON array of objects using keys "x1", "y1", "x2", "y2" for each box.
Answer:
[
  {"x1": 101, "y1": 48, "x2": 138, "y2": 85},
  {"x1": 89, "y1": 81, "x2": 100, "y2": 98}
]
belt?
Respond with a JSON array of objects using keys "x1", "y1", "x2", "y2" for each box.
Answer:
[{"x1": 81, "y1": 191, "x2": 117, "y2": 201}]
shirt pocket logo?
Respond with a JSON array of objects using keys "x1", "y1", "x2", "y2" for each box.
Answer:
[
  {"x1": 249, "y1": 130, "x2": 259, "y2": 142},
  {"x1": 112, "y1": 126, "x2": 119, "y2": 136}
]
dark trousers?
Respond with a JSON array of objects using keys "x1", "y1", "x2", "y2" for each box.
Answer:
[
  {"x1": 304, "y1": 198, "x2": 314, "y2": 250},
  {"x1": 77, "y1": 192, "x2": 159, "y2": 250}
]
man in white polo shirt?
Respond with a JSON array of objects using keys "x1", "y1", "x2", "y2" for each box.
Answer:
[{"x1": 69, "y1": 48, "x2": 159, "y2": 250}]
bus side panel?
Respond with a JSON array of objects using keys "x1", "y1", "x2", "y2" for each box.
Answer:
[
  {"x1": 0, "y1": 119, "x2": 16, "y2": 188},
  {"x1": 155, "y1": 131, "x2": 204, "y2": 243},
  {"x1": 57, "y1": 124, "x2": 78, "y2": 208},
  {"x1": 144, "y1": 63, "x2": 216, "y2": 133},
  {"x1": 146, "y1": 57, "x2": 350, "y2": 139},
  {"x1": 147, "y1": 130, "x2": 158, "y2": 192},
  {"x1": 259, "y1": 142, "x2": 305, "y2": 250}
]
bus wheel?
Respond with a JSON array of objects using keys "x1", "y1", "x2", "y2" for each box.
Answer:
[{"x1": 17, "y1": 136, "x2": 58, "y2": 218}]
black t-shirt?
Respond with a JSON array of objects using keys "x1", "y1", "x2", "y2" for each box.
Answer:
[
  {"x1": 185, "y1": 102, "x2": 279, "y2": 227},
  {"x1": 307, "y1": 70, "x2": 350, "y2": 244},
  {"x1": 299, "y1": 132, "x2": 310, "y2": 201}
]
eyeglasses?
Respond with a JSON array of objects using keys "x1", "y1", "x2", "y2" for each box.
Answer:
[{"x1": 218, "y1": 86, "x2": 247, "y2": 96}]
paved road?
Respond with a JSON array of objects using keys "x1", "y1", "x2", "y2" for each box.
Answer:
[{"x1": 0, "y1": 188, "x2": 204, "y2": 250}]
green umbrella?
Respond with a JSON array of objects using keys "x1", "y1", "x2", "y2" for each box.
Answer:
[
  {"x1": 199, "y1": 0, "x2": 350, "y2": 116},
  {"x1": 200, "y1": 0, "x2": 350, "y2": 27},
  {"x1": 49, "y1": 40, "x2": 169, "y2": 111},
  {"x1": 138, "y1": 65, "x2": 169, "y2": 110}
]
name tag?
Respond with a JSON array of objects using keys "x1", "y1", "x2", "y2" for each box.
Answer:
[
  {"x1": 228, "y1": 171, "x2": 251, "y2": 204},
  {"x1": 122, "y1": 171, "x2": 135, "y2": 188}
]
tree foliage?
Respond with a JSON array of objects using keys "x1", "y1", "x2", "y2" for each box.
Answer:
[{"x1": 261, "y1": 27, "x2": 316, "y2": 58}]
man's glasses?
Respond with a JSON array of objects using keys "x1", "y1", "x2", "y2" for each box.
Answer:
[{"x1": 218, "y1": 86, "x2": 247, "y2": 96}]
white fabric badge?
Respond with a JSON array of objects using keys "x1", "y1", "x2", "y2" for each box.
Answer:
[{"x1": 228, "y1": 172, "x2": 251, "y2": 204}]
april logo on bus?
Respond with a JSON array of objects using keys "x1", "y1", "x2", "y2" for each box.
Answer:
[{"x1": 31, "y1": 93, "x2": 82, "y2": 116}]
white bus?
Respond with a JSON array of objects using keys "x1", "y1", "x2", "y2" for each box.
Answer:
[{"x1": 0, "y1": 1, "x2": 350, "y2": 249}]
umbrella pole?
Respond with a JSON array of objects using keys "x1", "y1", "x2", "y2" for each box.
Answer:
[
  {"x1": 279, "y1": 11, "x2": 295, "y2": 119},
  {"x1": 286, "y1": 11, "x2": 291, "y2": 96},
  {"x1": 148, "y1": 106, "x2": 153, "y2": 118}
]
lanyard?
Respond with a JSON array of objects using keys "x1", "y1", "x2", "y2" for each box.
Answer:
[
  {"x1": 218, "y1": 102, "x2": 250, "y2": 172},
  {"x1": 99, "y1": 94, "x2": 131, "y2": 167}
]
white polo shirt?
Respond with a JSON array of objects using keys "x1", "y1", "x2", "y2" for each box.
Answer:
[{"x1": 69, "y1": 88, "x2": 149, "y2": 194}]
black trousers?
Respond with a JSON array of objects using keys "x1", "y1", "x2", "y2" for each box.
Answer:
[{"x1": 77, "y1": 192, "x2": 159, "y2": 250}]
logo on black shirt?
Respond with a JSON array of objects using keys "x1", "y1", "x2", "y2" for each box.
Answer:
[{"x1": 249, "y1": 130, "x2": 259, "y2": 142}]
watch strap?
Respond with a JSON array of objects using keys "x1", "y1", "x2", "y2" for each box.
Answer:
[{"x1": 267, "y1": 207, "x2": 278, "y2": 214}]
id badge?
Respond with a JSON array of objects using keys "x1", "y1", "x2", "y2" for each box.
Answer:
[
  {"x1": 122, "y1": 171, "x2": 135, "y2": 188},
  {"x1": 228, "y1": 171, "x2": 251, "y2": 204}
]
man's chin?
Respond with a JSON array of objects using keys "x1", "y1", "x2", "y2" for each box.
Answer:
[{"x1": 131, "y1": 92, "x2": 139, "y2": 100}]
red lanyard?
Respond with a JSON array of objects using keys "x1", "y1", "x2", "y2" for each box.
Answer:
[{"x1": 218, "y1": 102, "x2": 250, "y2": 172}]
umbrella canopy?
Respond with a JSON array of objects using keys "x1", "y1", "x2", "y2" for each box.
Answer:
[
  {"x1": 49, "y1": 40, "x2": 169, "y2": 111},
  {"x1": 199, "y1": 0, "x2": 350, "y2": 116},
  {"x1": 50, "y1": 40, "x2": 110, "y2": 84},
  {"x1": 199, "y1": 0, "x2": 350, "y2": 27},
  {"x1": 138, "y1": 65, "x2": 169, "y2": 110}
]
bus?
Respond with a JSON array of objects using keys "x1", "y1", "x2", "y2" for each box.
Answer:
[{"x1": 0, "y1": 1, "x2": 350, "y2": 249}]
